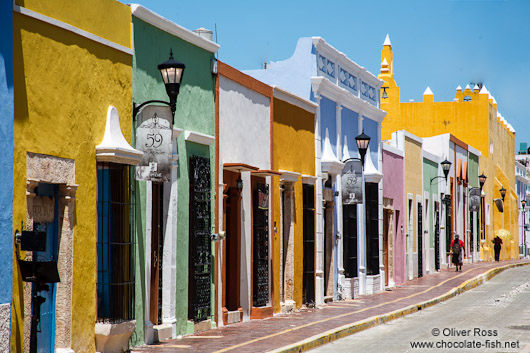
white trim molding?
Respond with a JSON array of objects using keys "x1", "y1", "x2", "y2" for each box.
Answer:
[
  {"x1": 302, "y1": 174, "x2": 317, "y2": 185},
  {"x1": 279, "y1": 170, "x2": 301, "y2": 183},
  {"x1": 130, "y1": 5, "x2": 220, "y2": 54},
  {"x1": 96, "y1": 106, "x2": 143, "y2": 165},
  {"x1": 172, "y1": 127, "x2": 184, "y2": 140},
  {"x1": 311, "y1": 77, "x2": 386, "y2": 123},
  {"x1": 382, "y1": 142, "x2": 404, "y2": 157},
  {"x1": 184, "y1": 131, "x2": 215, "y2": 146},
  {"x1": 13, "y1": 4, "x2": 133, "y2": 55},
  {"x1": 273, "y1": 86, "x2": 318, "y2": 114}
]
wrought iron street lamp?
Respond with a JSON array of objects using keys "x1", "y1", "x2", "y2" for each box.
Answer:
[
  {"x1": 478, "y1": 173, "x2": 487, "y2": 189},
  {"x1": 500, "y1": 186, "x2": 506, "y2": 202},
  {"x1": 430, "y1": 159, "x2": 452, "y2": 185},
  {"x1": 355, "y1": 131, "x2": 370, "y2": 166},
  {"x1": 133, "y1": 49, "x2": 186, "y2": 118},
  {"x1": 523, "y1": 200, "x2": 527, "y2": 258},
  {"x1": 236, "y1": 174, "x2": 243, "y2": 190}
]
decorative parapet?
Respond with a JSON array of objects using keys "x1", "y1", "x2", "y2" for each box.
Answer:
[{"x1": 312, "y1": 37, "x2": 384, "y2": 107}]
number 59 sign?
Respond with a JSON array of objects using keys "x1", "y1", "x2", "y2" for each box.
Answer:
[{"x1": 136, "y1": 105, "x2": 173, "y2": 182}]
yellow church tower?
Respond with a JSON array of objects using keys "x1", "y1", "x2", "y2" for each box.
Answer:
[{"x1": 379, "y1": 34, "x2": 401, "y2": 140}]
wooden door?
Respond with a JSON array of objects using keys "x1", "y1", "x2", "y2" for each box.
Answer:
[{"x1": 150, "y1": 182, "x2": 163, "y2": 324}]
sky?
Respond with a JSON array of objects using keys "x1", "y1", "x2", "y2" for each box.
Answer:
[{"x1": 123, "y1": 0, "x2": 530, "y2": 150}]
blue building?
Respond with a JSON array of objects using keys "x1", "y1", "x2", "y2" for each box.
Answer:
[
  {"x1": 247, "y1": 37, "x2": 386, "y2": 303},
  {"x1": 0, "y1": 1, "x2": 14, "y2": 349}
]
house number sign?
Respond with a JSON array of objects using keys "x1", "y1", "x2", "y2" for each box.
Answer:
[
  {"x1": 136, "y1": 105, "x2": 173, "y2": 182},
  {"x1": 341, "y1": 159, "x2": 363, "y2": 205}
]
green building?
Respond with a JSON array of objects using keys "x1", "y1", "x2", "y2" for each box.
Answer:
[{"x1": 130, "y1": 5, "x2": 219, "y2": 345}]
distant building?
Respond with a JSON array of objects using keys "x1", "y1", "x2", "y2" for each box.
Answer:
[
  {"x1": 515, "y1": 143, "x2": 530, "y2": 257},
  {"x1": 379, "y1": 35, "x2": 517, "y2": 262}
]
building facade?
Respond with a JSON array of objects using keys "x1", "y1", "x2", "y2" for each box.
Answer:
[
  {"x1": 215, "y1": 61, "x2": 275, "y2": 325},
  {"x1": 130, "y1": 5, "x2": 219, "y2": 344},
  {"x1": 12, "y1": 1, "x2": 140, "y2": 352},
  {"x1": 382, "y1": 143, "x2": 405, "y2": 286},
  {"x1": 272, "y1": 87, "x2": 317, "y2": 312},
  {"x1": 247, "y1": 37, "x2": 386, "y2": 300},
  {"x1": 0, "y1": 1, "x2": 14, "y2": 350},
  {"x1": 515, "y1": 147, "x2": 530, "y2": 257},
  {"x1": 379, "y1": 35, "x2": 517, "y2": 263}
]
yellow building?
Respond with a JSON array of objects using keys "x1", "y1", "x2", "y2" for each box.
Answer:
[
  {"x1": 13, "y1": 1, "x2": 140, "y2": 352},
  {"x1": 272, "y1": 88, "x2": 317, "y2": 312},
  {"x1": 378, "y1": 35, "x2": 517, "y2": 261}
]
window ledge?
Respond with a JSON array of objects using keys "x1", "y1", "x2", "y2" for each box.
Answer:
[{"x1": 95, "y1": 320, "x2": 136, "y2": 353}]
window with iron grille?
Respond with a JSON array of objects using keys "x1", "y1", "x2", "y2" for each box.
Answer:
[
  {"x1": 366, "y1": 182, "x2": 379, "y2": 275},
  {"x1": 97, "y1": 162, "x2": 135, "y2": 323}
]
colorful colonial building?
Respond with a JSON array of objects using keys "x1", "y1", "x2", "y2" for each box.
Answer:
[
  {"x1": 382, "y1": 143, "x2": 405, "y2": 286},
  {"x1": 13, "y1": 0, "x2": 141, "y2": 352},
  {"x1": 215, "y1": 61, "x2": 276, "y2": 324},
  {"x1": 130, "y1": 5, "x2": 219, "y2": 344},
  {"x1": 247, "y1": 37, "x2": 386, "y2": 300},
  {"x1": 271, "y1": 87, "x2": 317, "y2": 311},
  {"x1": 379, "y1": 35, "x2": 517, "y2": 263}
]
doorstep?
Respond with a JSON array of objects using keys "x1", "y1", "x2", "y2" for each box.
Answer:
[{"x1": 250, "y1": 305, "x2": 273, "y2": 320}]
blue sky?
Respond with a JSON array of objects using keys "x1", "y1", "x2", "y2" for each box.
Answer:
[{"x1": 124, "y1": 0, "x2": 530, "y2": 149}]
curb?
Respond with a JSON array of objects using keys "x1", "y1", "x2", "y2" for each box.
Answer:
[{"x1": 271, "y1": 262, "x2": 530, "y2": 353}]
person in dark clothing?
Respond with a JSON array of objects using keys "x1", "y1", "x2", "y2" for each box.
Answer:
[
  {"x1": 450, "y1": 234, "x2": 464, "y2": 272},
  {"x1": 493, "y1": 236, "x2": 503, "y2": 261}
]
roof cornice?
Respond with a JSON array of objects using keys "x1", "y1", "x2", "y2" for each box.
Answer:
[
  {"x1": 312, "y1": 37, "x2": 383, "y2": 88},
  {"x1": 273, "y1": 86, "x2": 318, "y2": 114},
  {"x1": 130, "y1": 4, "x2": 220, "y2": 54},
  {"x1": 311, "y1": 77, "x2": 386, "y2": 123}
]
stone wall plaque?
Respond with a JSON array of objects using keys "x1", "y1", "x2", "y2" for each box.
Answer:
[{"x1": 32, "y1": 196, "x2": 55, "y2": 223}]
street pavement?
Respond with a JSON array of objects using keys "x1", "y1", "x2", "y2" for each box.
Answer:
[
  {"x1": 131, "y1": 260, "x2": 530, "y2": 353},
  {"x1": 311, "y1": 264, "x2": 530, "y2": 353}
]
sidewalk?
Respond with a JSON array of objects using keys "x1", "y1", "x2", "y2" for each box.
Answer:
[{"x1": 131, "y1": 260, "x2": 530, "y2": 353}]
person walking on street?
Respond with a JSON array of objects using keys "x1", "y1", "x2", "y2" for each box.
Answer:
[
  {"x1": 450, "y1": 234, "x2": 464, "y2": 272},
  {"x1": 493, "y1": 236, "x2": 503, "y2": 261}
]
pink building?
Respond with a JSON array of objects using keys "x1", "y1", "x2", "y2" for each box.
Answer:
[{"x1": 382, "y1": 143, "x2": 406, "y2": 286}]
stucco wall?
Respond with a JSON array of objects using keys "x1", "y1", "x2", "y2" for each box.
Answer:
[
  {"x1": 0, "y1": 2, "x2": 14, "y2": 351},
  {"x1": 382, "y1": 149, "x2": 405, "y2": 285},
  {"x1": 272, "y1": 97, "x2": 315, "y2": 310},
  {"x1": 422, "y1": 158, "x2": 438, "y2": 249},
  {"x1": 13, "y1": 1, "x2": 133, "y2": 351},
  {"x1": 219, "y1": 76, "x2": 271, "y2": 169}
]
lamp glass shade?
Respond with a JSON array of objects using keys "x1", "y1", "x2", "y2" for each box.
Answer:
[
  {"x1": 522, "y1": 200, "x2": 526, "y2": 208},
  {"x1": 499, "y1": 186, "x2": 506, "y2": 197},
  {"x1": 157, "y1": 51, "x2": 186, "y2": 85},
  {"x1": 236, "y1": 176, "x2": 243, "y2": 190},
  {"x1": 478, "y1": 173, "x2": 487, "y2": 187},
  {"x1": 355, "y1": 131, "x2": 371, "y2": 151},
  {"x1": 440, "y1": 159, "x2": 451, "y2": 179}
]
